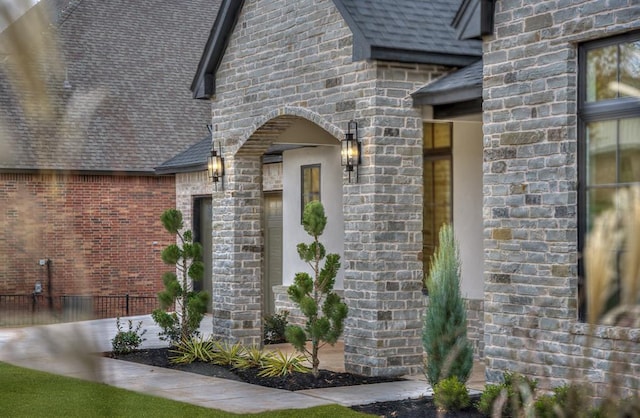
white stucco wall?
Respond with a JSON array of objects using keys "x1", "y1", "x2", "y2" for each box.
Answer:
[
  {"x1": 452, "y1": 119, "x2": 484, "y2": 299},
  {"x1": 282, "y1": 145, "x2": 345, "y2": 289}
]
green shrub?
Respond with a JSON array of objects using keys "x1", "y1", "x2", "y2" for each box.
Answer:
[
  {"x1": 476, "y1": 384, "x2": 506, "y2": 416},
  {"x1": 433, "y1": 376, "x2": 470, "y2": 412},
  {"x1": 422, "y1": 224, "x2": 473, "y2": 386},
  {"x1": 476, "y1": 372, "x2": 538, "y2": 417},
  {"x1": 152, "y1": 209, "x2": 209, "y2": 345},
  {"x1": 169, "y1": 336, "x2": 217, "y2": 364},
  {"x1": 285, "y1": 201, "x2": 348, "y2": 378},
  {"x1": 258, "y1": 350, "x2": 310, "y2": 377},
  {"x1": 111, "y1": 317, "x2": 146, "y2": 354},
  {"x1": 263, "y1": 310, "x2": 289, "y2": 345}
]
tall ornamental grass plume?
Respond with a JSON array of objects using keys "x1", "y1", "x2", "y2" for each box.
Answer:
[
  {"x1": 152, "y1": 209, "x2": 209, "y2": 344},
  {"x1": 422, "y1": 224, "x2": 473, "y2": 386},
  {"x1": 586, "y1": 186, "x2": 640, "y2": 327},
  {"x1": 285, "y1": 201, "x2": 348, "y2": 378}
]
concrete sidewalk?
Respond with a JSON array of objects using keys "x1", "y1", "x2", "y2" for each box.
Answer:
[{"x1": 0, "y1": 315, "x2": 485, "y2": 414}]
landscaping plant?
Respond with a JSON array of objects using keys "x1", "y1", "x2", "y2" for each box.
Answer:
[
  {"x1": 258, "y1": 350, "x2": 311, "y2": 377},
  {"x1": 169, "y1": 336, "x2": 217, "y2": 364},
  {"x1": 152, "y1": 209, "x2": 209, "y2": 344},
  {"x1": 263, "y1": 310, "x2": 290, "y2": 344},
  {"x1": 422, "y1": 223, "x2": 473, "y2": 386},
  {"x1": 111, "y1": 317, "x2": 147, "y2": 354},
  {"x1": 433, "y1": 375, "x2": 471, "y2": 412},
  {"x1": 285, "y1": 201, "x2": 348, "y2": 377}
]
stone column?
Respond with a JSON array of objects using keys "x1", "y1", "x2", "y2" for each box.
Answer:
[
  {"x1": 210, "y1": 155, "x2": 264, "y2": 346},
  {"x1": 343, "y1": 119, "x2": 425, "y2": 377}
]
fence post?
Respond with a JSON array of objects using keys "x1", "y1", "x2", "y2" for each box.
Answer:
[{"x1": 126, "y1": 293, "x2": 129, "y2": 316}]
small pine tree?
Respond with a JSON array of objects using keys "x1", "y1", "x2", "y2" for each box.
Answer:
[
  {"x1": 285, "y1": 201, "x2": 348, "y2": 377},
  {"x1": 422, "y1": 224, "x2": 473, "y2": 386},
  {"x1": 152, "y1": 209, "x2": 209, "y2": 344}
]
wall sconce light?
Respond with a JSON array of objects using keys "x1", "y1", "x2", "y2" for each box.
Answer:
[
  {"x1": 341, "y1": 120, "x2": 360, "y2": 183},
  {"x1": 207, "y1": 142, "x2": 225, "y2": 190}
]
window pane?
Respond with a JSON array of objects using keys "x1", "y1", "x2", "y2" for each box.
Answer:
[
  {"x1": 587, "y1": 187, "x2": 615, "y2": 230},
  {"x1": 587, "y1": 120, "x2": 617, "y2": 185},
  {"x1": 423, "y1": 122, "x2": 452, "y2": 150},
  {"x1": 620, "y1": 41, "x2": 640, "y2": 99},
  {"x1": 587, "y1": 45, "x2": 618, "y2": 102},
  {"x1": 434, "y1": 123, "x2": 452, "y2": 148},
  {"x1": 423, "y1": 123, "x2": 434, "y2": 150},
  {"x1": 619, "y1": 117, "x2": 640, "y2": 182},
  {"x1": 423, "y1": 157, "x2": 451, "y2": 273},
  {"x1": 301, "y1": 165, "x2": 320, "y2": 220}
]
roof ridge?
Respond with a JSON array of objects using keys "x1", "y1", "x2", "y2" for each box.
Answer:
[{"x1": 54, "y1": 0, "x2": 84, "y2": 28}]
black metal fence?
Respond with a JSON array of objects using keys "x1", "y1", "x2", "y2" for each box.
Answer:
[{"x1": 0, "y1": 294, "x2": 159, "y2": 326}]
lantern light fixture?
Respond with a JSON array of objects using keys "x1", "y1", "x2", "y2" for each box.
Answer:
[
  {"x1": 207, "y1": 142, "x2": 225, "y2": 190},
  {"x1": 341, "y1": 120, "x2": 360, "y2": 183}
]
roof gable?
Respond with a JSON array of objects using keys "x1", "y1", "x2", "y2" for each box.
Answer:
[
  {"x1": 191, "y1": 0, "x2": 482, "y2": 99},
  {"x1": 332, "y1": 0, "x2": 482, "y2": 65}
]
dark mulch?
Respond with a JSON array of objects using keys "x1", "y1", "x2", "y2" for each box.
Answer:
[
  {"x1": 351, "y1": 396, "x2": 483, "y2": 418},
  {"x1": 108, "y1": 347, "x2": 484, "y2": 418},
  {"x1": 108, "y1": 347, "x2": 400, "y2": 391}
]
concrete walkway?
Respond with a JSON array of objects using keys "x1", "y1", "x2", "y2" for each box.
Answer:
[{"x1": 0, "y1": 315, "x2": 485, "y2": 414}]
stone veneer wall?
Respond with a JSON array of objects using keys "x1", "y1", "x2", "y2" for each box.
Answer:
[
  {"x1": 483, "y1": 0, "x2": 640, "y2": 397},
  {"x1": 205, "y1": 0, "x2": 450, "y2": 376}
]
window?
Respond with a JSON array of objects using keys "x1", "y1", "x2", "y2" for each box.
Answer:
[
  {"x1": 301, "y1": 164, "x2": 320, "y2": 220},
  {"x1": 423, "y1": 122, "x2": 453, "y2": 276},
  {"x1": 578, "y1": 31, "x2": 640, "y2": 319}
]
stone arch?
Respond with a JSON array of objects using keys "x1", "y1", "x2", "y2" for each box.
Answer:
[{"x1": 232, "y1": 106, "x2": 343, "y2": 156}]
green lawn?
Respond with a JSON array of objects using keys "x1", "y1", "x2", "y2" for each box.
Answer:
[{"x1": 0, "y1": 362, "x2": 371, "y2": 417}]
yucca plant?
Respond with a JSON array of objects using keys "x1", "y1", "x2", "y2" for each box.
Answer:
[
  {"x1": 169, "y1": 336, "x2": 217, "y2": 364},
  {"x1": 258, "y1": 350, "x2": 311, "y2": 377},
  {"x1": 210, "y1": 341, "x2": 244, "y2": 367},
  {"x1": 233, "y1": 346, "x2": 272, "y2": 370}
]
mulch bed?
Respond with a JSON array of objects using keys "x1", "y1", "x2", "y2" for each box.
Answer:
[{"x1": 108, "y1": 347, "x2": 484, "y2": 418}]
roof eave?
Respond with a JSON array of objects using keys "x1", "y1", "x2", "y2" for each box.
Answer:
[
  {"x1": 412, "y1": 85, "x2": 482, "y2": 106},
  {"x1": 155, "y1": 163, "x2": 207, "y2": 175},
  {"x1": 371, "y1": 46, "x2": 481, "y2": 67},
  {"x1": 190, "y1": 0, "x2": 245, "y2": 99}
]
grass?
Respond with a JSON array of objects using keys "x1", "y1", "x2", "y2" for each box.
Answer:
[{"x1": 0, "y1": 362, "x2": 372, "y2": 418}]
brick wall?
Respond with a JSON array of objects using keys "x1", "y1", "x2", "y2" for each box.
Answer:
[
  {"x1": 483, "y1": 0, "x2": 640, "y2": 396},
  {"x1": 0, "y1": 173, "x2": 175, "y2": 297}
]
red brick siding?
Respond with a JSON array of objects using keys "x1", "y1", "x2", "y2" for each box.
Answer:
[{"x1": 0, "y1": 173, "x2": 176, "y2": 297}]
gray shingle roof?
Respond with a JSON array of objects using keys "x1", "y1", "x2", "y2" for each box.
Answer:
[
  {"x1": 412, "y1": 59, "x2": 483, "y2": 105},
  {"x1": 0, "y1": 0, "x2": 219, "y2": 173},
  {"x1": 333, "y1": 0, "x2": 482, "y2": 65},
  {"x1": 155, "y1": 136, "x2": 211, "y2": 175},
  {"x1": 192, "y1": 0, "x2": 482, "y2": 99}
]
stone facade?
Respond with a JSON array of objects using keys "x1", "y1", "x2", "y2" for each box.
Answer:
[
  {"x1": 206, "y1": 0, "x2": 450, "y2": 375},
  {"x1": 483, "y1": 0, "x2": 640, "y2": 396}
]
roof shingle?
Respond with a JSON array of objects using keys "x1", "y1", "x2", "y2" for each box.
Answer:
[{"x1": 0, "y1": 0, "x2": 219, "y2": 173}]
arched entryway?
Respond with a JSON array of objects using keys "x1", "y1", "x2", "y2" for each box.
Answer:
[{"x1": 208, "y1": 108, "x2": 343, "y2": 346}]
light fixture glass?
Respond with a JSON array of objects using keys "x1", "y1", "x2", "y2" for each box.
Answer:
[
  {"x1": 341, "y1": 120, "x2": 360, "y2": 182},
  {"x1": 207, "y1": 147, "x2": 224, "y2": 185}
]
